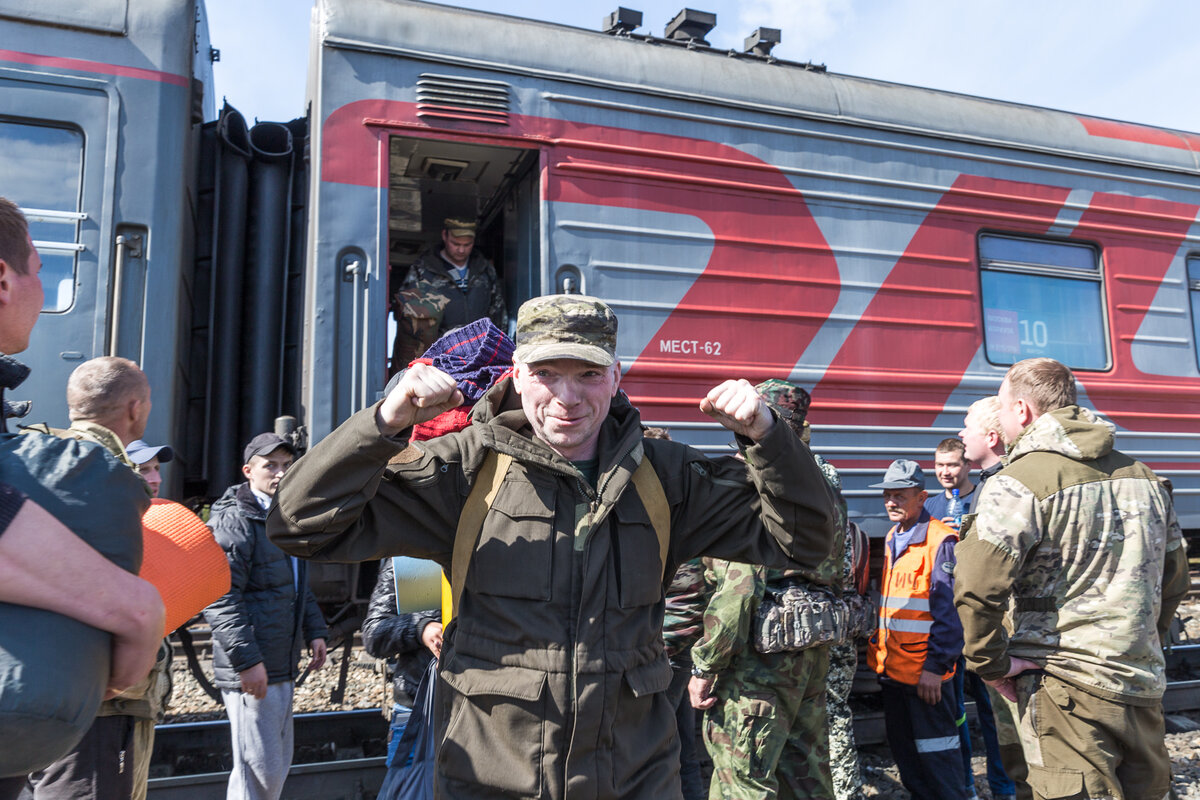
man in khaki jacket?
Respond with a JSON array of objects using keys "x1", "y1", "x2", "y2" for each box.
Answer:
[
  {"x1": 269, "y1": 294, "x2": 840, "y2": 800},
  {"x1": 955, "y1": 358, "x2": 1188, "y2": 800},
  {"x1": 26, "y1": 357, "x2": 166, "y2": 800}
]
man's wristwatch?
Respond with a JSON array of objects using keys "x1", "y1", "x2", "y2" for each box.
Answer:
[{"x1": 691, "y1": 664, "x2": 712, "y2": 679}]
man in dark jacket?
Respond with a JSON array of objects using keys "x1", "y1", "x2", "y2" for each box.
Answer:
[
  {"x1": 361, "y1": 561, "x2": 442, "y2": 705},
  {"x1": 268, "y1": 294, "x2": 840, "y2": 800},
  {"x1": 203, "y1": 433, "x2": 328, "y2": 800},
  {"x1": 361, "y1": 558, "x2": 442, "y2": 795}
]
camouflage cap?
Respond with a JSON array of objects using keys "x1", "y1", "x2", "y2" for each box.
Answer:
[
  {"x1": 754, "y1": 379, "x2": 811, "y2": 435},
  {"x1": 514, "y1": 294, "x2": 617, "y2": 366},
  {"x1": 443, "y1": 217, "x2": 476, "y2": 238}
]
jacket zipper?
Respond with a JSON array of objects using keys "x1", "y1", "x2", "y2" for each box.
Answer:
[{"x1": 562, "y1": 440, "x2": 639, "y2": 789}]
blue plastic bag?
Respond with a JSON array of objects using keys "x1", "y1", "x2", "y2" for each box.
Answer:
[{"x1": 378, "y1": 657, "x2": 437, "y2": 799}]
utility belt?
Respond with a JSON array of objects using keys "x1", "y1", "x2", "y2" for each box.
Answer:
[{"x1": 753, "y1": 581, "x2": 877, "y2": 654}]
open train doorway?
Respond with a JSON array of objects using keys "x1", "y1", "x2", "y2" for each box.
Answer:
[{"x1": 385, "y1": 135, "x2": 540, "y2": 376}]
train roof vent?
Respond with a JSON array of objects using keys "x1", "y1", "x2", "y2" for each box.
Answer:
[
  {"x1": 417, "y1": 74, "x2": 510, "y2": 126},
  {"x1": 603, "y1": 7, "x2": 643, "y2": 35},
  {"x1": 744, "y1": 28, "x2": 780, "y2": 57},
  {"x1": 665, "y1": 8, "x2": 716, "y2": 46}
]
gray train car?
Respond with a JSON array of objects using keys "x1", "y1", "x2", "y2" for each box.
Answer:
[
  {"x1": 0, "y1": 0, "x2": 312, "y2": 502},
  {"x1": 4, "y1": 0, "x2": 1200, "y2": 537},
  {"x1": 306, "y1": 0, "x2": 1200, "y2": 532},
  {"x1": 0, "y1": 0, "x2": 214, "y2": 488}
]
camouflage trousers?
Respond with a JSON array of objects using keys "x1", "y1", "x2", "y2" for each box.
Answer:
[
  {"x1": 703, "y1": 646, "x2": 833, "y2": 800},
  {"x1": 826, "y1": 642, "x2": 863, "y2": 800}
]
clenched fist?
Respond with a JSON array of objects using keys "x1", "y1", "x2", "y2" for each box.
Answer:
[
  {"x1": 700, "y1": 379, "x2": 775, "y2": 442},
  {"x1": 376, "y1": 363, "x2": 465, "y2": 436}
]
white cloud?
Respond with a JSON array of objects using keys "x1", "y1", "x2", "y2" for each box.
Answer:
[{"x1": 716, "y1": 0, "x2": 854, "y2": 57}]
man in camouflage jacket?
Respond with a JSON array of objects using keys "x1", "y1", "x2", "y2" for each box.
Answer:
[
  {"x1": 390, "y1": 217, "x2": 508, "y2": 374},
  {"x1": 955, "y1": 358, "x2": 1189, "y2": 800},
  {"x1": 819, "y1": 459, "x2": 865, "y2": 800},
  {"x1": 269, "y1": 295, "x2": 840, "y2": 800},
  {"x1": 688, "y1": 380, "x2": 841, "y2": 800}
]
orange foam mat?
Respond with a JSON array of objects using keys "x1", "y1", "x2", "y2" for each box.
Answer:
[{"x1": 140, "y1": 499, "x2": 231, "y2": 635}]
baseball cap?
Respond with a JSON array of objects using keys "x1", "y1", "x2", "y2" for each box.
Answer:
[
  {"x1": 513, "y1": 294, "x2": 618, "y2": 367},
  {"x1": 443, "y1": 217, "x2": 476, "y2": 238},
  {"x1": 869, "y1": 459, "x2": 926, "y2": 490},
  {"x1": 243, "y1": 433, "x2": 296, "y2": 465},
  {"x1": 126, "y1": 439, "x2": 174, "y2": 466}
]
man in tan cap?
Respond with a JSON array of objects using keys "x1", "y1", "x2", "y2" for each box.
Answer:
[
  {"x1": 389, "y1": 216, "x2": 508, "y2": 375},
  {"x1": 269, "y1": 293, "x2": 841, "y2": 800}
]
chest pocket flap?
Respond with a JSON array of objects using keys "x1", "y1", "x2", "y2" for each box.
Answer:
[
  {"x1": 471, "y1": 476, "x2": 555, "y2": 600},
  {"x1": 613, "y1": 499, "x2": 665, "y2": 608}
]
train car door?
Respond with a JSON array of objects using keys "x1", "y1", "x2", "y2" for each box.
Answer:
[
  {"x1": 0, "y1": 74, "x2": 112, "y2": 428},
  {"x1": 383, "y1": 134, "x2": 540, "y2": 372}
]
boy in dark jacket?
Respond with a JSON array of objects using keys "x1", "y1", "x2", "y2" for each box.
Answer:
[{"x1": 203, "y1": 433, "x2": 328, "y2": 800}]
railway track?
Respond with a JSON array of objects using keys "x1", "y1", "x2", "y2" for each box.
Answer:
[
  {"x1": 148, "y1": 676, "x2": 1200, "y2": 799},
  {"x1": 149, "y1": 709, "x2": 389, "y2": 799},
  {"x1": 151, "y1": 585, "x2": 1200, "y2": 798}
]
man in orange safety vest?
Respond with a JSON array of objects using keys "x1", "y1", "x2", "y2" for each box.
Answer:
[{"x1": 867, "y1": 459, "x2": 966, "y2": 800}]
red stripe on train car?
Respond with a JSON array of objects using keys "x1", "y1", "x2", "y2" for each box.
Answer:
[
  {"x1": 1076, "y1": 116, "x2": 1200, "y2": 153},
  {"x1": 321, "y1": 101, "x2": 1200, "y2": 433},
  {"x1": 814, "y1": 175, "x2": 1072, "y2": 428},
  {"x1": 321, "y1": 100, "x2": 839, "y2": 426},
  {"x1": 0, "y1": 48, "x2": 190, "y2": 87}
]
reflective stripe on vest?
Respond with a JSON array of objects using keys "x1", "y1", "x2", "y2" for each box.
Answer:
[{"x1": 867, "y1": 518, "x2": 957, "y2": 685}]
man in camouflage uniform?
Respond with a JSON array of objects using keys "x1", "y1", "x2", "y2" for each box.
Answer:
[
  {"x1": 390, "y1": 217, "x2": 508, "y2": 374},
  {"x1": 792, "y1": 403, "x2": 865, "y2": 800},
  {"x1": 689, "y1": 380, "x2": 841, "y2": 800},
  {"x1": 818, "y1": 462, "x2": 865, "y2": 800},
  {"x1": 955, "y1": 358, "x2": 1189, "y2": 800}
]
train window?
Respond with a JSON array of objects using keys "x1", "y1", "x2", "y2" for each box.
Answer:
[
  {"x1": 1189, "y1": 258, "x2": 1200, "y2": 370},
  {"x1": 978, "y1": 233, "x2": 1108, "y2": 370},
  {"x1": 0, "y1": 121, "x2": 84, "y2": 313}
]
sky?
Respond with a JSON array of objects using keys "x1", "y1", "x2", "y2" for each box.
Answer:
[{"x1": 206, "y1": 0, "x2": 1200, "y2": 134}]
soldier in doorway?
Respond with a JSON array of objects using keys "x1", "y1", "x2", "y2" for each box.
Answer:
[{"x1": 390, "y1": 217, "x2": 508, "y2": 375}]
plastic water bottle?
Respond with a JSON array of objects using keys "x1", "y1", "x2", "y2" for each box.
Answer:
[{"x1": 946, "y1": 488, "x2": 963, "y2": 528}]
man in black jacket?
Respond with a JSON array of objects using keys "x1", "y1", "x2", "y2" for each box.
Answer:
[
  {"x1": 361, "y1": 557, "x2": 441, "y2": 792},
  {"x1": 203, "y1": 433, "x2": 328, "y2": 800}
]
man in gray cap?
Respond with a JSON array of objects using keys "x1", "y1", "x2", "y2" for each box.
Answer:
[
  {"x1": 867, "y1": 459, "x2": 966, "y2": 800},
  {"x1": 203, "y1": 433, "x2": 328, "y2": 800},
  {"x1": 268, "y1": 293, "x2": 840, "y2": 800}
]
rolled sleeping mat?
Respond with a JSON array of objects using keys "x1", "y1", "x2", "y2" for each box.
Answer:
[
  {"x1": 140, "y1": 499, "x2": 231, "y2": 636},
  {"x1": 0, "y1": 434, "x2": 148, "y2": 777},
  {"x1": 391, "y1": 556, "x2": 443, "y2": 615}
]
